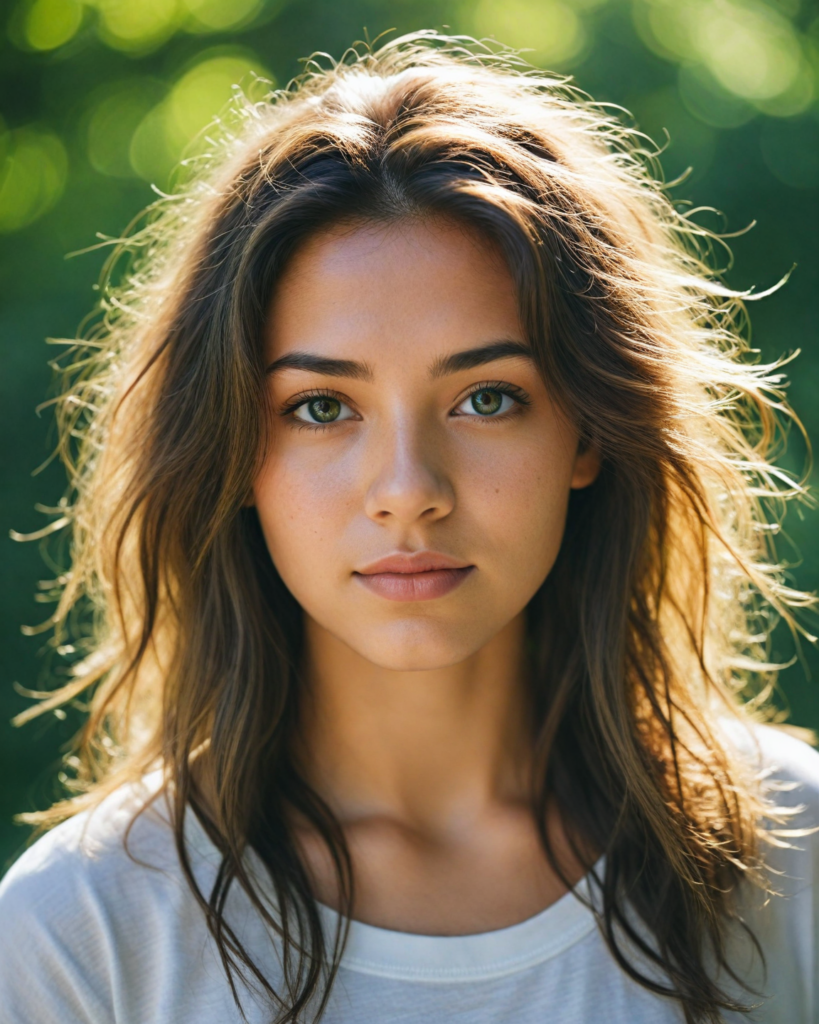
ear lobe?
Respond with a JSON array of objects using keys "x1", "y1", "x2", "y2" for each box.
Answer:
[{"x1": 570, "y1": 445, "x2": 601, "y2": 490}]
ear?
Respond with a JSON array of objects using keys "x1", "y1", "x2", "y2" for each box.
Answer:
[{"x1": 570, "y1": 443, "x2": 601, "y2": 490}]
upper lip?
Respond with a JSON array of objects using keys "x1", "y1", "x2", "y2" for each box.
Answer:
[{"x1": 355, "y1": 552, "x2": 473, "y2": 575}]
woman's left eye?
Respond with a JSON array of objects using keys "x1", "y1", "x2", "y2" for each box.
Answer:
[
  {"x1": 292, "y1": 396, "x2": 355, "y2": 424},
  {"x1": 454, "y1": 388, "x2": 516, "y2": 418}
]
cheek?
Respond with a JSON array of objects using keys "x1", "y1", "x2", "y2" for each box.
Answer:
[
  {"x1": 458, "y1": 430, "x2": 575, "y2": 578},
  {"x1": 252, "y1": 442, "x2": 358, "y2": 580}
]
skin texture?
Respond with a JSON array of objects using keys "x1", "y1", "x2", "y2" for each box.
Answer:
[{"x1": 254, "y1": 218, "x2": 600, "y2": 934}]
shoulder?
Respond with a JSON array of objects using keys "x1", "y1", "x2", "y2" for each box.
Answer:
[
  {"x1": 748, "y1": 724, "x2": 819, "y2": 896},
  {"x1": 0, "y1": 772, "x2": 191, "y2": 914},
  {"x1": 716, "y1": 724, "x2": 819, "y2": 1020},
  {"x1": 729, "y1": 720, "x2": 819, "y2": 825},
  {"x1": 0, "y1": 774, "x2": 220, "y2": 1024}
]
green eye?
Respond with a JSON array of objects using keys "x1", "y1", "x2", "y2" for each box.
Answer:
[
  {"x1": 307, "y1": 397, "x2": 341, "y2": 422},
  {"x1": 292, "y1": 395, "x2": 350, "y2": 424},
  {"x1": 470, "y1": 389, "x2": 503, "y2": 415},
  {"x1": 454, "y1": 386, "x2": 518, "y2": 418}
]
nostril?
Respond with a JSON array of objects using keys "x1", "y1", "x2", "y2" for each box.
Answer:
[{"x1": 363, "y1": 448, "x2": 456, "y2": 525}]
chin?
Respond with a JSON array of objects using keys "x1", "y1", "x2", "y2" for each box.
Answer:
[{"x1": 345, "y1": 618, "x2": 490, "y2": 672}]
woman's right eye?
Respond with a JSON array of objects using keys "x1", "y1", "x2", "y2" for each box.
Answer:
[{"x1": 292, "y1": 396, "x2": 355, "y2": 424}]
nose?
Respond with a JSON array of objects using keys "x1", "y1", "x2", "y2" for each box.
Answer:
[{"x1": 363, "y1": 417, "x2": 455, "y2": 526}]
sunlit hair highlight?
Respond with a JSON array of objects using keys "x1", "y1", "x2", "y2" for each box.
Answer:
[{"x1": 14, "y1": 32, "x2": 816, "y2": 1024}]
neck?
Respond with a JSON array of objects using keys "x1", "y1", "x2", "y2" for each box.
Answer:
[{"x1": 296, "y1": 613, "x2": 532, "y2": 834}]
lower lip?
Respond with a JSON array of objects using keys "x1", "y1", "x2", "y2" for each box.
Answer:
[{"x1": 354, "y1": 567, "x2": 475, "y2": 602}]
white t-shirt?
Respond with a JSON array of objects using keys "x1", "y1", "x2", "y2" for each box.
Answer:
[{"x1": 0, "y1": 725, "x2": 817, "y2": 1024}]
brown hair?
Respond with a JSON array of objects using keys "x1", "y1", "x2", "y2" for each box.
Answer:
[{"x1": 15, "y1": 32, "x2": 814, "y2": 1024}]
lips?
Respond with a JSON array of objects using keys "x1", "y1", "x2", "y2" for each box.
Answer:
[{"x1": 353, "y1": 552, "x2": 475, "y2": 602}]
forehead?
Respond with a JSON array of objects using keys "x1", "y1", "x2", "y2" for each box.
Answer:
[{"x1": 264, "y1": 217, "x2": 523, "y2": 367}]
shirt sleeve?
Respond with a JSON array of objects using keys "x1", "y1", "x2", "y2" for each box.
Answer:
[
  {"x1": 741, "y1": 725, "x2": 819, "y2": 1024},
  {"x1": 0, "y1": 792, "x2": 240, "y2": 1024},
  {"x1": 0, "y1": 826, "x2": 117, "y2": 1024}
]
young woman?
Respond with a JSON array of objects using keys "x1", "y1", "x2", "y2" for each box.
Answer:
[{"x1": 0, "y1": 33, "x2": 817, "y2": 1024}]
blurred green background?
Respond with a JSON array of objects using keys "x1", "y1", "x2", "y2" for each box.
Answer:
[{"x1": 1, "y1": 0, "x2": 817, "y2": 874}]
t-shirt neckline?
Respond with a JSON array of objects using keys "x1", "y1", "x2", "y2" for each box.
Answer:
[
  {"x1": 180, "y1": 790, "x2": 601, "y2": 984},
  {"x1": 317, "y1": 869, "x2": 601, "y2": 982}
]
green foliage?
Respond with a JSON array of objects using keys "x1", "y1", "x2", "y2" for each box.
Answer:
[{"x1": 1, "y1": 0, "x2": 817, "y2": 871}]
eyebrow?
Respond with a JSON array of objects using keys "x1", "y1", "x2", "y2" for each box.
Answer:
[
  {"x1": 264, "y1": 339, "x2": 533, "y2": 382},
  {"x1": 429, "y1": 340, "x2": 533, "y2": 378},
  {"x1": 265, "y1": 352, "x2": 374, "y2": 381}
]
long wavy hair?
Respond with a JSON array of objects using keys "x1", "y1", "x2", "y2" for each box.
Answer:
[{"x1": 14, "y1": 32, "x2": 815, "y2": 1024}]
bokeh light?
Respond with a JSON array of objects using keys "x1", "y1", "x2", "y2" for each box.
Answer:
[
  {"x1": 634, "y1": 0, "x2": 815, "y2": 117},
  {"x1": 23, "y1": 0, "x2": 83, "y2": 51},
  {"x1": 129, "y1": 50, "x2": 273, "y2": 184},
  {"x1": 696, "y1": 2, "x2": 807, "y2": 109},
  {"x1": 86, "y1": 79, "x2": 164, "y2": 178},
  {"x1": 87, "y1": 0, "x2": 182, "y2": 53},
  {"x1": 0, "y1": 126, "x2": 67, "y2": 233},
  {"x1": 678, "y1": 63, "x2": 757, "y2": 128},
  {"x1": 167, "y1": 52, "x2": 269, "y2": 142},
  {"x1": 471, "y1": 0, "x2": 590, "y2": 68},
  {"x1": 181, "y1": 0, "x2": 265, "y2": 32}
]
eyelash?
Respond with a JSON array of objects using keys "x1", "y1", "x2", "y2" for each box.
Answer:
[
  {"x1": 456, "y1": 381, "x2": 531, "y2": 417},
  {"x1": 279, "y1": 381, "x2": 531, "y2": 428},
  {"x1": 279, "y1": 388, "x2": 349, "y2": 417}
]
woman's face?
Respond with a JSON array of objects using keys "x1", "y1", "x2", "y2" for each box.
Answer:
[{"x1": 254, "y1": 218, "x2": 598, "y2": 670}]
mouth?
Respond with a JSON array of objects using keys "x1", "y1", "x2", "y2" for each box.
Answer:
[{"x1": 353, "y1": 552, "x2": 475, "y2": 602}]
